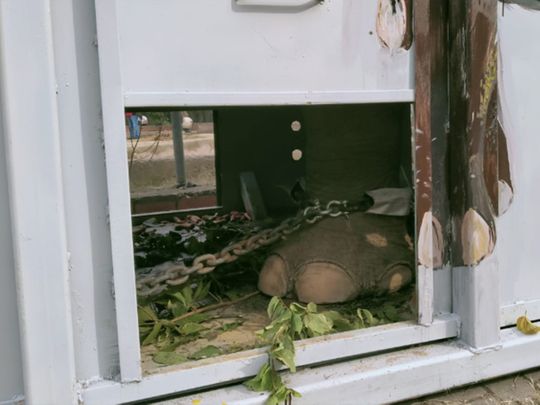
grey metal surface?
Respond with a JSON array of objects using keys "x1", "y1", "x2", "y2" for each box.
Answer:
[
  {"x1": 498, "y1": 5, "x2": 540, "y2": 311},
  {"x1": 0, "y1": 0, "x2": 78, "y2": 402},
  {"x1": 115, "y1": 0, "x2": 413, "y2": 107},
  {"x1": 0, "y1": 92, "x2": 24, "y2": 403},
  {"x1": 51, "y1": 0, "x2": 120, "y2": 380},
  {"x1": 171, "y1": 112, "x2": 187, "y2": 186}
]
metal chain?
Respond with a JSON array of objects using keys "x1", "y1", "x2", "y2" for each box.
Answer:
[{"x1": 136, "y1": 198, "x2": 371, "y2": 297}]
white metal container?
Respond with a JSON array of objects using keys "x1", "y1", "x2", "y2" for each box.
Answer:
[{"x1": 0, "y1": 1, "x2": 539, "y2": 405}]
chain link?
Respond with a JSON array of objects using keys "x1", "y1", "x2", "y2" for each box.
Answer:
[{"x1": 136, "y1": 198, "x2": 371, "y2": 297}]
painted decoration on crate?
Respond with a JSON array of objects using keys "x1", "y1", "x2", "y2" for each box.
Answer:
[
  {"x1": 415, "y1": 0, "x2": 514, "y2": 269},
  {"x1": 376, "y1": 0, "x2": 413, "y2": 51},
  {"x1": 448, "y1": 0, "x2": 513, "y2": 267}
]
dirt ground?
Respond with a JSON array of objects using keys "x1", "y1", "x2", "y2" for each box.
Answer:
[
  {"x1": 127, "y1": 133, "x2": 216, "y2": 194},
  {"x1": 405, "y1": 369, "x2": 540, "y2": 404}
]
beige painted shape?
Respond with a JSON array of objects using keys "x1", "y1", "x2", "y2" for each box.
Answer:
[
  {"x1": 498, "y1": 180, "x2": 514, "y2": 216},
  {"x1": 461, "y1": 208, "x2": 495, "y2": 266},
  {"x1": 376, "y1": 0, "x2": 408, "y2": 52},
  {"x1": 418, "y1": 211, "x2": 443, "y2": 268}
]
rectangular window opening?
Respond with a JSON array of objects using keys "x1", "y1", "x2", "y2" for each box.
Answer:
[
  {"x1": 126, "y1": 110, "x2": 217, "y2": 216},
  {"x1": 128, "y1": 105, "x2": 419, "y2": 378}
]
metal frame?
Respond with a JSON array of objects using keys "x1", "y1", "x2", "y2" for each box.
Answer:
[
  {"x1": 168, "y1": 322, "x2": 540, "y2": 405},
  {"x1": 84, "y1": 1, "x2": 457, "y2": 402},
  {"x1": 2, "y1": 1, "x2": 540, "y2": 404},
  {"x1": 82, "y1": 316, "x2": 459, "y2": 404},
  {"x1": 123, "y1": 90, "x2": 415, "y2": 108},
  {"x1": 0, "y1": 1, "x2": 77, "y2": 403},
  {"x1": 94, "y1": 0, "x2": 142, "y2": 382}
]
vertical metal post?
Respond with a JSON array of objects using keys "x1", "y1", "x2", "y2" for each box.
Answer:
[
  {"x1": 95, "y1": 0, "x2": 142, "y2": 382},
  {"x1": 171, "y1": 111, "x2": 187, "y2": 187},
  {"x1": 0, "y1": 0, "x2": 77, "y2": 402}
]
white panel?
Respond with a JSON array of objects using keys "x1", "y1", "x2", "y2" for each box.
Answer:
[
  {"x1": 95, "y1": 0, "x2": 143, "y2": 382},
  {"x1": 498, "y1": 7, "x2": 540, "y2": 307},
  {"x1": 433, "y1": 266, "x2": 452, "y2": 316},
  {"x1": 453, "y1": 258, "x2": 500, "y2": 350},
  {"x1": 0, "y1": 101, "x2": 24, "y2": 403},
  {"x1": 116, "y1": 0, "x2": 413, "y2": 106},
  {"x1": 0, "y1": 1, "x2": 77, "y2": 403},
  {"x1": 51, "y1": 0, "x2": 120, "y2": 380},
  {"x1": 501, "y1": 299, "x2": 540, "y2": 326}
]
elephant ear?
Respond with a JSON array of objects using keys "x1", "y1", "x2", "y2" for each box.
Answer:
[
  {"x1": 500, "y1": 0, "x2": 540, "y2": 11},
  {"x1": 376, "y1": 0, "x2": 413, "y2": 52}
]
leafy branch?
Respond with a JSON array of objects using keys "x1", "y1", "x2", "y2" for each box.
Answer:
[{"x1": 245, "y1": 297, "x2": 379, "y2": 405}]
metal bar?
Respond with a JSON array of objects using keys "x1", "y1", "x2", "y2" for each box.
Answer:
[
  {"x1": 0, "y1": 1, "x2": 77, "y2": 403},
  {"x1": 170, "y1": 112, "x2": 187, "y2": 187},
  {"x1": 0, "y1": 68, "x2": 24, "y2": 405},
  {"x1": 413, "y1": 0, "x2": 450, "y2": 325},
  {"x1": 235, "y1": 0, "x2": 320, "y2": 7},
  {"x1": 82, "y1": 317, "x2": 458, "y2": 404},
  {"x1": 172, "y1": 323, "x2": 540, "y2": 405},
  {"x1": 122, "y1": 90, "x2": 415, "y2": 108},
  {"x1": 453, "y1": 257, "x2": 500, "y2": 349},
  {"x1": 50, "y1": 0, "x2": 121, "y2": 381},
  {"x1": 94, "y1": 0, "x2": 142, "y2": 382}
]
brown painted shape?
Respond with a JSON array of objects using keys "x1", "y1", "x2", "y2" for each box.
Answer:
[
  {"x1": 401, "y1": 0, "x2": 413, "y2": 50},
  {"x1": 449, "y1": 1, "x2": 498, "y2": 266},
  {"x1": 414, "y1": 0, "x2": 450, "y2": 268},
  {"x1": 498, "y1": 120, "x2": 513, "y2": 192}
]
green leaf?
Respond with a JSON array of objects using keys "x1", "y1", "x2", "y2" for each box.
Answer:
[
  {"x1": 153, "y1": 351, "x2": 188, "y2": 365},
  {"x1": 180, "y1": 322, "x2": 206, "y2": 335},
  {"x1": 193, "y1": 281, "x2": 211, "y2": 302},
  {"x1": 357, "y1": 308, "x2": 376, "y2": 327},
  {"x1": 139, "y1": 326, "x2": 153, "y2": 337},
  {"x1": 158, "y1": 336, "x2": 187, "y2": 352},
  {"x1": 137, "y1": 306, "x2": 157, "y2": 323},
  {"x1": 303, "y1": 313, "x2": 333, "y2": 336},
  {"x1": 244, "y1": 363, "x2": 275, "y2": 392},
  {"x1": 291, "y1": 313, "x2": 303, "y2": 336},
  {"x1": 142, "y1": 321, "x2": 162, "y2": 346},
  {"x1": 181, "y1": 285, "x2": 193, "y2": 307},
  {"x1": 220, "y1": 321, "x2": 243, "y2": 332},
  {"x1": 306, "y1": 302, "x2": 317, "y2": 313},
  {"x1": 322, "y1": 310, "x2": 354, "y2": 332},
  {"x1": 289, "y1": 302, "x2": 306, "y2": 314},
  {"x1": 170, "y1": 291, "x2": 187, "y2": 307},
  {"x1": 270, "y1": 385, "x2": 301, "y2": 405},
  {"x1": 179, "y1": 313, "x2": 210, "y2": 325},
  {"x1": 267, "y1": 297, "x2": 287, "y2": 320},
  {"x1": 170, "y1": 302, "x2": 188, "y2": 318},
  {"x1": 383, "y1": 304, "x2": 400, "y2": 322},
  {"x1": 272, "y1": 335, "x2": 296, "y2": 372},
  {"x1": 189, "y1": 345, "x2": 222, "y2": 360}
]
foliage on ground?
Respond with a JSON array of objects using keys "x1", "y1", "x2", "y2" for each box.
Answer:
[
  {"x1": 134, "y1": 211, "x2": 414, "y2": 387},
  {"x1": 244, "y1": 297, "x2": 382, "y2": 405},
  {"x1": 135, "y1": 212, "x2": 270, "y2": 364}
]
